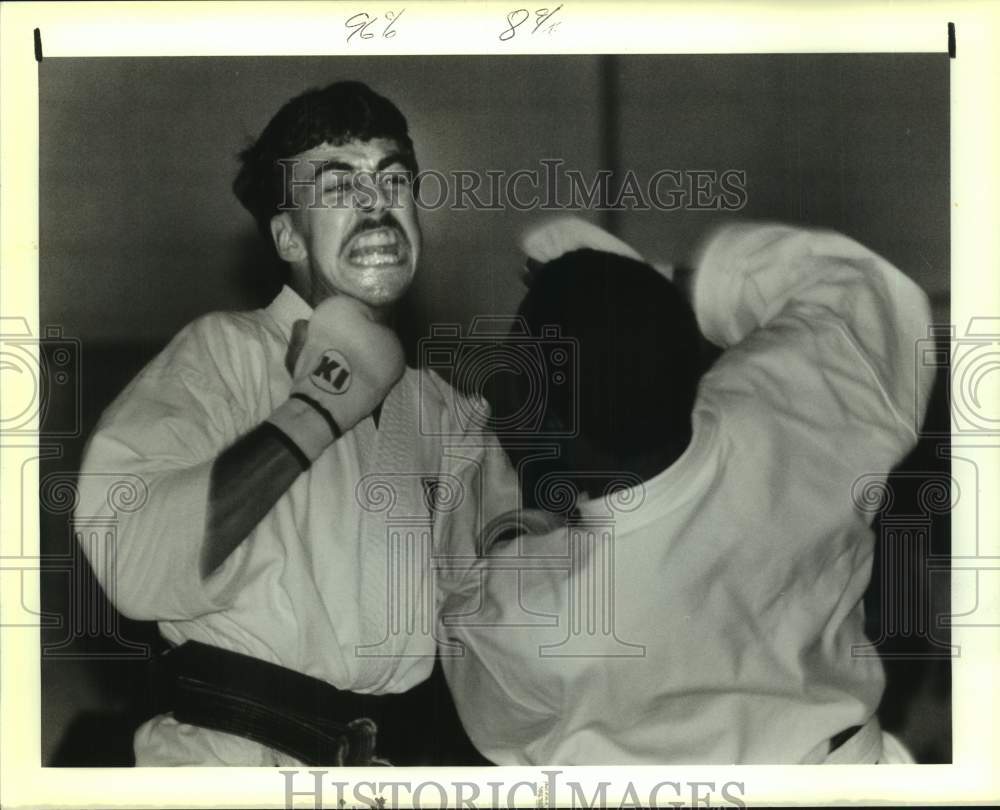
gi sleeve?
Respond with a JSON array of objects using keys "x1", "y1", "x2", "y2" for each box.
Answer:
[
  {"x1": 74, "y1": 314, "x2": 259, "y2": 621},
  {"x1": 691, "y1": 222, "x2": 933, "y2": 468},
  {"x1": 439, "y1": 526, "x2": 573, "y2": 766}
]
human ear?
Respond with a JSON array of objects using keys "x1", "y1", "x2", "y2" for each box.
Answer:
[{"x1": 270, "y1": 212, "x2": 307, "y2": 264}]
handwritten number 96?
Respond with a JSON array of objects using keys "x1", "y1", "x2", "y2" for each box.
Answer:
[
  {"x1": 500, "y1": 4, "x2": 563, "y2": 41},
  {"x1": 346, "y1": 9, "x2": 404, "y2": 44}
]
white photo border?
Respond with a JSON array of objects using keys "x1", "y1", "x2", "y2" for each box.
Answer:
[{"x1": 2, "y1": 1, "x2": 998, "y2": 807}]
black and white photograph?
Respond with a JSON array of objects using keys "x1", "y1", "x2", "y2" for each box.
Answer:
[{"x1": 1, "y1": 2, "x2": 998, "y2": 808}]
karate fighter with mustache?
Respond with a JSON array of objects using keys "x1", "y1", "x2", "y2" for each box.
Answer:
[{"x1": 75, "y1": 81, "x2": 518, "y2": 766}]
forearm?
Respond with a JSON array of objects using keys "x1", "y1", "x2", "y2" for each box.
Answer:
[
  {"x1": 202, "y1": 397, "x2": 339, "y2": 578},
  {"x1": 201, "y1": 293, "x2": 406, "y2": 579},
  {"x1": 202, "y1": 424, "x2": 307, "y2": 578}
]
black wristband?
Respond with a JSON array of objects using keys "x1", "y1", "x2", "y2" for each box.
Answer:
[
  {"x1": 258, "y1": 421, "x2": 311, "y2": 472},
  {"x1": 290, "y1": 393, "x2": 344, "y2": 441}
]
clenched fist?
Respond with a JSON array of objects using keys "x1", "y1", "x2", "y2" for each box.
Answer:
[{"x1": 267, "y1": 296, "x2": 405, "y2": 464}]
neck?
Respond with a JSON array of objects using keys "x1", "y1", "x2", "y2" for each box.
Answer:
[
  {"x1": 318, "y1": 292, "x2": 396, "y2": 327},
  {"x1": 367, "y1": 303, "x2": 395, "y2": 326},
  {"x1": 291, "y1": 279, "x2": 396, "y2": 326}
]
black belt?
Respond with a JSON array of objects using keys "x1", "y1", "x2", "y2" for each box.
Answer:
[
  {"x1": 829, "y1": 724, "x2": 863, "y2": 754},
  {"x1": 152, "y1": 641, "x2": 422, "y2": 766}
]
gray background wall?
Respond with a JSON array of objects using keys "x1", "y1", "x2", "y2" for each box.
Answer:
[
  {"x1": 38, "y1": 54, "x2": 950, "y2": 765},
  {"x1": 41, "y1": 54, "x2": 948, "y2": 342}
]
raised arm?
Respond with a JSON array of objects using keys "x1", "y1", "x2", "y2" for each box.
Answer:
[
  {"x1": 203, "y1": 296, "x2": 403, "y2": 577},
  {"x1": 76, "y1": 296, "x2": 403, "y2": 620},
  {"x1": 689, "y1": 221, "x2": 933, "y2": 456}
]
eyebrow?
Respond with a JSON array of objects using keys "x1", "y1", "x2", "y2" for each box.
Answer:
[
  {"x1": 311, "y1": 159, "x2": 354, "y2": 178},
  {"x1": 375, "y1": 153, "x2": 411, "y2": 173},
  {"x1": 310, "y1": 153, "x2": 411, "y2": 178}
]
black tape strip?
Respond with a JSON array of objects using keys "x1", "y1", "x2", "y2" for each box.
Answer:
[
  {"x1": 34, "y1": 28, "x2": 43, "y2": 62},
  {"x1": 948, "y1": 22, "x2": 956, "y2": 59},
  {"x1": 290, "y1": 392, "x2": 343, "y2": 440}
]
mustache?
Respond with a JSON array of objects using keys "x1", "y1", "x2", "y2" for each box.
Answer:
[{"x1": 345, "y1": 214, "x2": 407, "y2": 246}]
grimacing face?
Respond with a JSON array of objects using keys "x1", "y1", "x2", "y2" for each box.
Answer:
[{"x1": 270, "y1": 137, "x2": 421, "y2": 310}]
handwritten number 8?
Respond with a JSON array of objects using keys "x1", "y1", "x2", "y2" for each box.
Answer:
[{"x1": 500, "y1": 8, "x2": 529, "y2": 41}]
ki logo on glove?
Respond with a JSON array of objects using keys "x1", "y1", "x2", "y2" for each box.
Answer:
[{"x1": 310, "y1": 349, "x2": 352, "y2": 394}]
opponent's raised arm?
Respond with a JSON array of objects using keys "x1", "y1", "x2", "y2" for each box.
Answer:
[{"x1": 689, "y1": 221, "x2": 933, "y2": 456}]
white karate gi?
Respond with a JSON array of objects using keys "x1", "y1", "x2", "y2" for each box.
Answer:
[
  {"x1": 75, "y1": 285, "x2": 517, "y2": 765},
  {"x1": 441, "y1": 222, "x2": 932, "y2": 765}
]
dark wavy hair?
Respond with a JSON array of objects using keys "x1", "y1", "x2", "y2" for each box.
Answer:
[
  {"x1": 233, "y1": 81, "x2": 418, "y2": 236},
  {"x1": 493, "y1": 248, "x2": 705, "y2": 500}
]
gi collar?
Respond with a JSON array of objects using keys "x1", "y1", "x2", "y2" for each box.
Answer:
[{"x1": 265, "y1": 285, "x2": 314, "y2": 341}]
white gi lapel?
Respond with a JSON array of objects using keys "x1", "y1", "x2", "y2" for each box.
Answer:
[{"x1": 353, "y1": 370, "x2": 437, "y2": 684}]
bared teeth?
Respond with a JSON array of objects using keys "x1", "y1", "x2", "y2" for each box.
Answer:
[
  {"x1": 351, "y1": 228, "x2": 398, "y2": 250},
  {"x1": 350, "y1": 250, "x2": 403, "y2": 266},
  {"x1": 347, "y1": 227, "x2": 406, "y2": 265}
]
